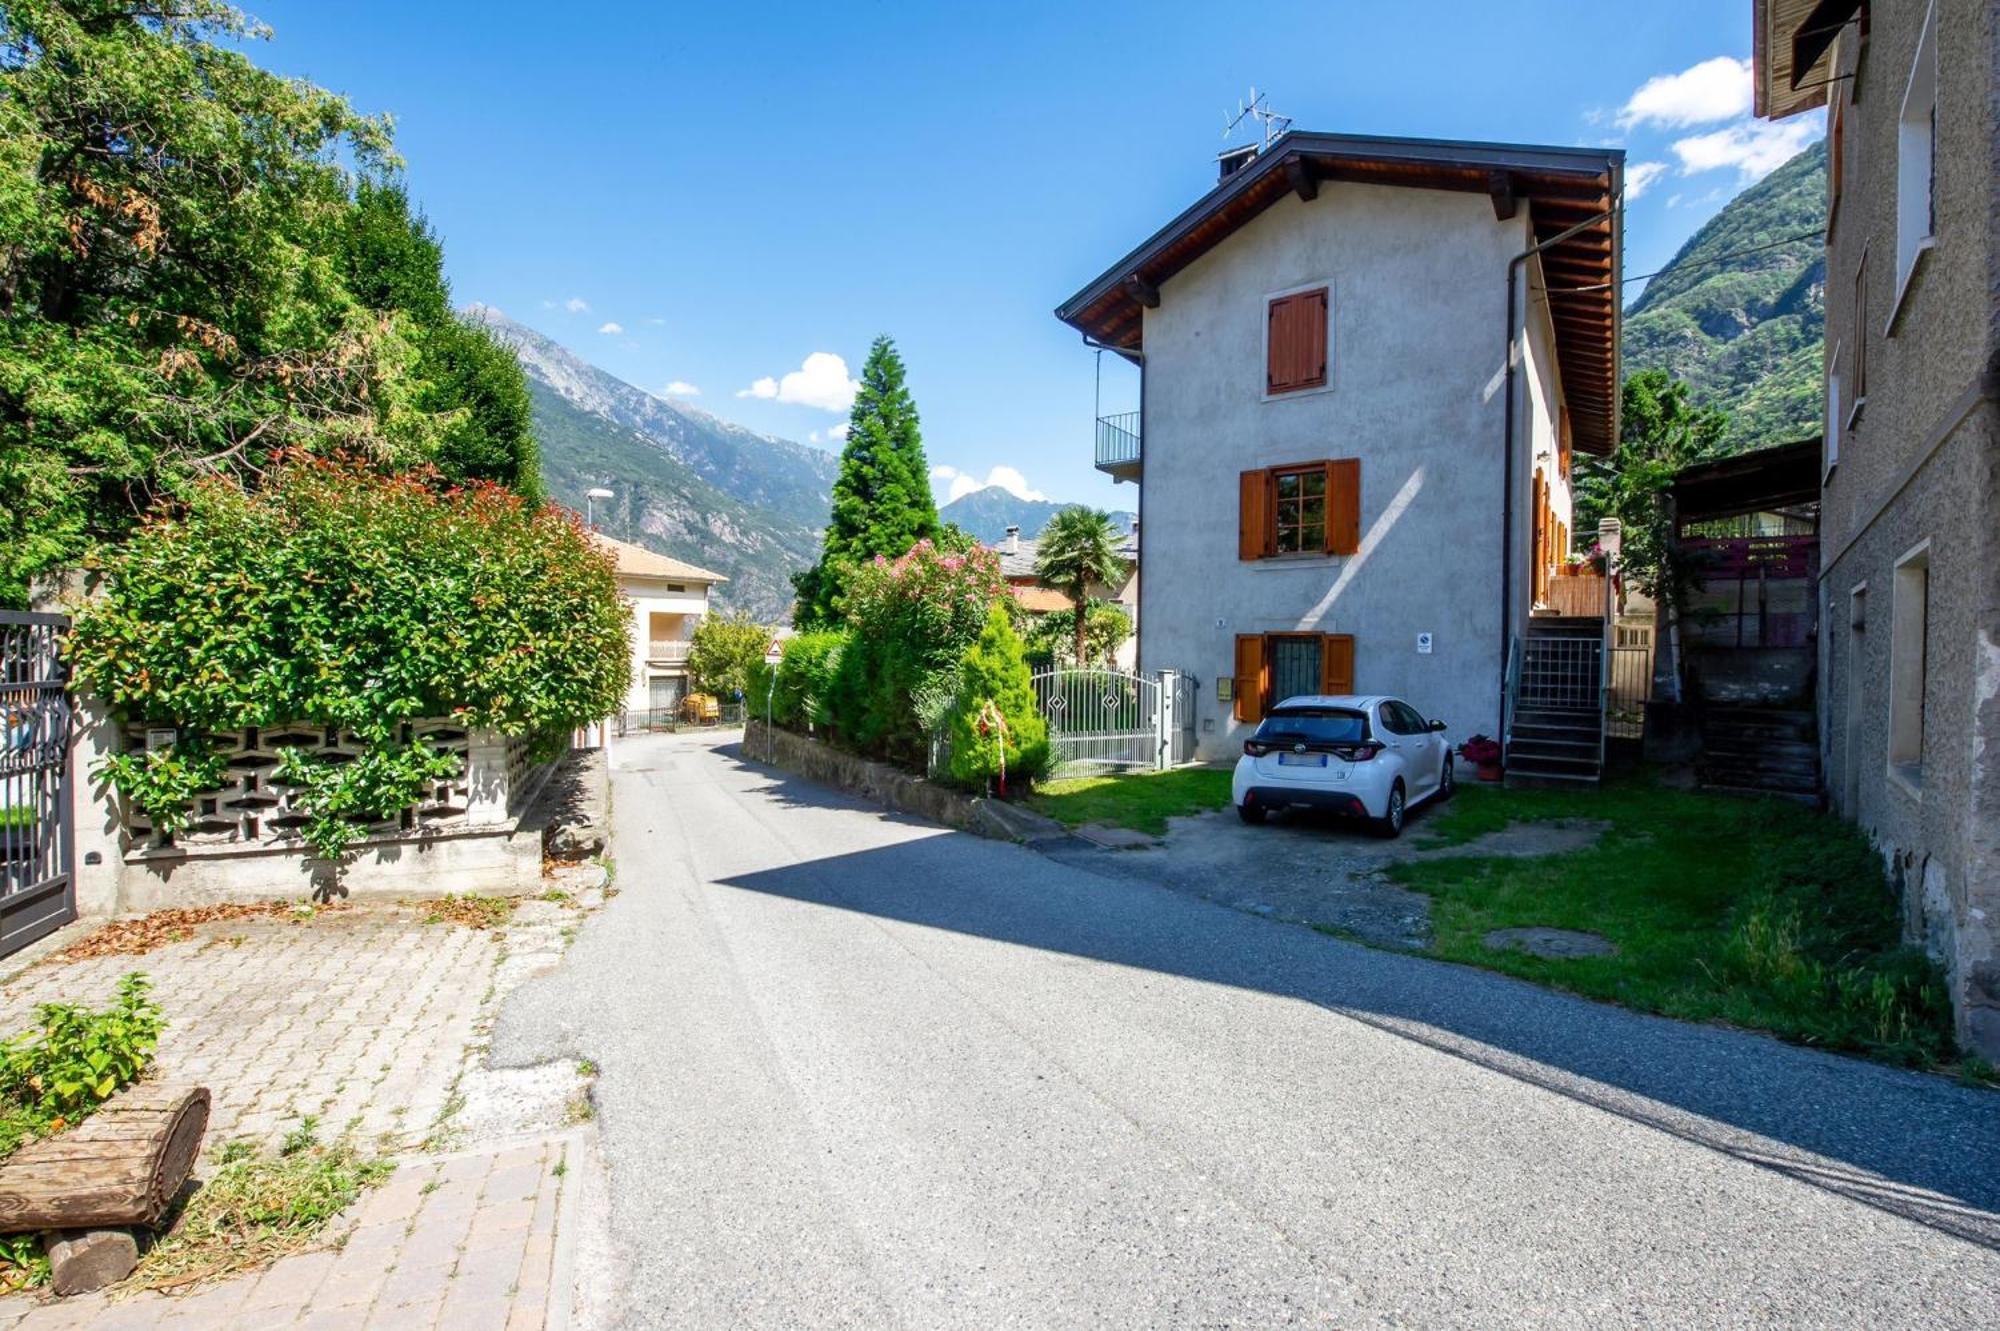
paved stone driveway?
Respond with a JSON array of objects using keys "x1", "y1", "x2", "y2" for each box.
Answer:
[
  {"x1": 0, "y1": 908, "x2": 492, "y2": 1153},
  {"x1": 0, "y1": 873, "x2": 603, "y2": 1329}
]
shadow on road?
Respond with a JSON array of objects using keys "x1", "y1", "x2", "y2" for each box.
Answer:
[{"x1": 715, "y1": 743, "x2": 2000, "y2": 1252}]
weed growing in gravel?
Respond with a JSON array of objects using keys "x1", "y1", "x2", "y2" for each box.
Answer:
[{"x1": 419, "y1": 894, "x2": 516, "y2": 930}]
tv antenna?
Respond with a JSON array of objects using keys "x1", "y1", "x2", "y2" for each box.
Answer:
[{"x1": 1223, "y1": 87, "x2": 1292, "y2": 150}]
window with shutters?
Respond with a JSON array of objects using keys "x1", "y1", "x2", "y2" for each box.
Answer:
[
  {"x1": 1266, "y1": 287, "x2": 1329, "y2": 394},
  {"x1": 1239, "y1": 459, "x2": 1360, "y2": 560}
]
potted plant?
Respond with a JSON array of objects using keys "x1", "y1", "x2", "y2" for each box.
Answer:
[{"x1": 1460, "y1": 735, "x2": 1503, "y2": 781}]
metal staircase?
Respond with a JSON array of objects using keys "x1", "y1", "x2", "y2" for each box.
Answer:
[{"x1": 1504, "y1": 616, "x2": 1607, "y2": 786}]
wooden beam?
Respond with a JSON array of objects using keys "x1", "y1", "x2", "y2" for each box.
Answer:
[
  {"x1": 1122, "y1": 273, "x2": 1160, "y2": 309},
  {"x1": 1285, "y1": 156, "x2": 1319, "y2": 202},
  {"x1": 1488, "y1": 170, "x2": 1518, "y2": 221}
]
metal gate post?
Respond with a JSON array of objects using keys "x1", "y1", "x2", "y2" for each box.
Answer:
[{"x1": 1154, "y1": 670, "x2": 1179, "y2": 771}]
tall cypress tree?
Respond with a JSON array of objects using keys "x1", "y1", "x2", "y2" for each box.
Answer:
[{"x1": 793, "y1": 336, "x2": 940, "y2": 626}]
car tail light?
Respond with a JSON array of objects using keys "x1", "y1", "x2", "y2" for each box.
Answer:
[
  {"x1": 1243, "y1": 740, "x2": 1267, "y2": 757},
  {"x1": 1335, "y1": 743, "x2": 1382, "y2": 762}
]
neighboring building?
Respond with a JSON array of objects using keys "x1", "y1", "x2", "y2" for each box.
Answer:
[
  {"x1": 595, "y1": 535, "x2": 726, "y2": 718},
  {"x1": 1055, "y1": 132, "x2": 1623, "y2": 769},
  {"x1": 1753, "y1": 0, "x2": 2000, "y2": 1054},
  {"x1": 988, "y1": 523, "x2": 1140, "y2": 670}
]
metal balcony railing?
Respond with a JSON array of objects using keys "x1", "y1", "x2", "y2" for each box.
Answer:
[{"x1": 1095, "y1": 412, "x2": 1141, "y2": 471}]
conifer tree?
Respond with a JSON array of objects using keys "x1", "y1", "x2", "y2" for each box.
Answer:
[
  {"x1": 793, "y1": 336, "x2": 939, "y2": 625},
  {"x1": 946, "y1": 603, "x2": 1049, "y2": 791}
]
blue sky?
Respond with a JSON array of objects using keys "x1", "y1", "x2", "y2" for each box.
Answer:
[{"x1": 244, "y1": 1, "x2": 1820, "y2": 510}]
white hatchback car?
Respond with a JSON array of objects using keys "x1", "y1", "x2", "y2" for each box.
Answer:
[{"x1": 1231, "y1": 694, "x2": 1454, "y2": 838}]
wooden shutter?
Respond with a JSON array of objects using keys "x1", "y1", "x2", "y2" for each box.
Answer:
[
  {"x1": 1234, "y1": 634, "x2": 1266, "y2": 723},
  {"x1": 1238, "y1": 468, "x2": 1273, "y2": 560},
  {"x1": 1325, "y1": 458, "x2": 1360, "y2": 555},
  {"x1": 1266, "y1": 288, "x2": 1328, "y2": 393},
  {"x1": 1321, "y1": 634, "x2": 1355, "y2": 696}
]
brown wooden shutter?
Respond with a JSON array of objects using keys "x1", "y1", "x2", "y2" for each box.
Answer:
[
  {"x1": 1238, "y1": 468, "x2": 1273, "y2": 560},
  {"x1": 1325, "y1": 458, "x2": 1360, "y2": 555},
  {"x1": 1234, "y1": 634, "x2": 1266, "y2": 723},
  {"x1": 1321, "y1": 634, "x2": 1355, "y2": 696},
  {"x1": 1266, "y1": 288, "x2": 1328, "y2": 393}
]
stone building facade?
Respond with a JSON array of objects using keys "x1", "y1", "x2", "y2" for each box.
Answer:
[{"x1": 1755, "y1": 0, "x2": 2000, "y2": 1053}]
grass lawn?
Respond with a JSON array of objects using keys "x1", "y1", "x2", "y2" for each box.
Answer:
[
  {"x1": 1029, "y1": 766, "x2": 1233, "y2": 837},
  {"x1": 1392, "y1": 777, "x2": 1990, "y2": 1081}
]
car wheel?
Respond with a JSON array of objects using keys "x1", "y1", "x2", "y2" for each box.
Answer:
[
  {"x1": 1375, "y1": 781, "x2": 1406, "y2": 839},
  {"x1": 1438, "y1": 755, "x2": 1455, "y2": 800},
  {"x1": 1237, "y1": 802, "x2": 1267, "y2": 825}
]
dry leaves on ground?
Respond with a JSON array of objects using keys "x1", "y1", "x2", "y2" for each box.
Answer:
[
  {"x1": 53, "y1": 901, "x2": 347, "y2": 963},
  {"x1": 417, "y1": 894, "x2": 516, "y2": 930}
]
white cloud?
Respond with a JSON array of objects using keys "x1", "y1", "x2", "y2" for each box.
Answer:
[
  {"x1": 597, "y1": 321, "x2": 624, "y2": 335},
  {"x1": 734, "y1": 351, "x2": 858, "y2": 413},
  {"x1": 564, "y1": 297, "x2": 590, "y2": 313},
  {"x1": 829, "y1": 422, "x2": 849, "y2": 441},
  {"x1": 1624, "y1": 161, "x2": 1669, "y2": 201},
  {"x1": 1618, "y1": 57, "x2": 1752, "y2": 130},
  {"x1": 1671, "y1": 117, "x2": 1820, "y2": 181},
  {"x1": 930, "y1": 464, "x2": 1048, "y2": 504},
  {"x1": 645, "y1": 317, "x2": 666, "y2": 326},
  {"x1": 808, "y1": 423, "x2": 852, "y2": 445},
  {"x1": 661, "y1": 380, "x2": 700, "y2": 397}
]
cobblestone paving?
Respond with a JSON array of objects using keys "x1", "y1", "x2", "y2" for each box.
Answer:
[
  {"x1": 0, "y1": 877, "x2": 602, "y2": 1329},
  {"x1": 0, "y1": 907, "x2": 493, "y2": 1154},
  {"x1": 0, "y1": 1135, "x2": 577, "y2": 1331}
]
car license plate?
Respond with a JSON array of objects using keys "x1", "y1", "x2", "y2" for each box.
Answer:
[{"x1": 1277, "y1": 752, "x2": 1326, "y2": 767}]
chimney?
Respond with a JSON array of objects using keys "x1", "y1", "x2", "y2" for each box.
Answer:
[
  {"x1": 1004, "y1": 525, "x2": 1020, "y2": 554},
  {"x1": 1217, "y1": 144, "x2": 1259, "y2": 182}
]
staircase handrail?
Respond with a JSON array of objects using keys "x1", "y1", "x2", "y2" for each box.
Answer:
[{"x1": 1503, "y1": 632, "x2": 1522, "y2": 752}]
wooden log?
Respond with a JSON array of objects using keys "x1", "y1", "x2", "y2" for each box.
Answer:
[
  {"x1": 46, "y1": 1229, "x2": 138, "y2": 1296},
  {"x1": 0, "y1": 1083, "x2": 209, "y2": 1232}
]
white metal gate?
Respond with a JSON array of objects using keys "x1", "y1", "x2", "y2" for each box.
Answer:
[{"x1": 1032, "y1": 668, "x2": 1164, "y2": 779}]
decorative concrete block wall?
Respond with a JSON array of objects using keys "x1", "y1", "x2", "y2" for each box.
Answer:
[{"x1": 87, "y1": 717, "x2": 559, "y2": 910}]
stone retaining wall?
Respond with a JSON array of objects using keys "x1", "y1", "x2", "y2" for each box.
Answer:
[{"x1": 743, "y1": 721, "x2": 1061, "y2": 845}]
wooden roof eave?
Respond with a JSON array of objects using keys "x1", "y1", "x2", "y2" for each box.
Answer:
[{"x1": 1054, "y1": 131, "x2": 1621, "y2": 451}]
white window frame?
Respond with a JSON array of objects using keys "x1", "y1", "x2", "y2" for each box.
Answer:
[
  {"x1": 1891, "y1": 0, "x2": 1939, "y2": 324},
  {"x1": 1824, "y1": 346, "x2": 1842, "y2": 477},
  {"x1": 1886, "y1": 540, "x2": 1930, "y2": 797},
  {"x1": 1260, "y1": 278, "x2": 1338, "y2": 403}
]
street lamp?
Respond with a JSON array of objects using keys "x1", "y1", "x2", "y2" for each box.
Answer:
[{"x1": 585, "y1": 487, "x2": 614, "y2": 527}]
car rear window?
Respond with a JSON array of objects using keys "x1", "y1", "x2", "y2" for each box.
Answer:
[{"x1": 1253, "y1": 708, "x2": 1368, "y2": 744}]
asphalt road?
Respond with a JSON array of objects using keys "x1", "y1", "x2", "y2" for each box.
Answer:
[{"x1": 495, "y1": 731, "x2": 2000, "y2": 1329}]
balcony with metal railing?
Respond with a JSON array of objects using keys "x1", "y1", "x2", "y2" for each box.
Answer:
[
  {"x1": 647, "y1": 638, "x2": 693, "y2": 665},
  {"x1": 1095, "y1": 412, "x2": 1141, "y2": 481}
]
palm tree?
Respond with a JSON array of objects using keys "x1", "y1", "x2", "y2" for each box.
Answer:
[{"x1": 1035, "y1": 507, "x2": 1126, "y2": 667}]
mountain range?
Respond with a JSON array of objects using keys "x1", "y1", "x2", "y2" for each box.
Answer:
[
  {"x1": 937, "y1": 488, "x2": 1135, "y2": 545},
  {"x1": 470, "y1": 306, "x2": 833, "y2": 621},
  {"x1": 1623, "y1": 138, "x2": 1827, "y2": 451}
]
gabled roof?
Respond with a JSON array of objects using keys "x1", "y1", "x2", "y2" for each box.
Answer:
[
  {"x1": 989, "y1": 531, "x2": 1138, "y2": 580},
  {"x1": 1054, "y1": 130, "x2": 1624, "y2": 454},
  {"x1": 594, "y1": 534, "x2": 727, "y2": 584}
]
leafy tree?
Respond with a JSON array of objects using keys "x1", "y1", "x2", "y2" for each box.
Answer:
[
  {"x1": 1575, "y1": 370, "x2": 1728, "y2": 604},
  {"x1": 1034, "y1": 507, "x2": 1127, "y2": 666},
  {"x1": 0, "y1": 1, "x2": 539, "y2": 604},
  {"x1": 946, "y1": 603, "x2": 1049, "y2": 792},
  {"x1": 685, "y1": 612, "x2": 774, "y2": 699},
  {"x1": 337, "y1": 180, "x2": 540, "y2": 495},
  {"x1": 793, "y1": 336, "x2": 938, "y2": 626},
  {"x1": 748, "y1": 630, "x2": 847, "y2": 730},
  {"x1": 1023, "y1": 601, "x2": 1131, "y2": 668}
]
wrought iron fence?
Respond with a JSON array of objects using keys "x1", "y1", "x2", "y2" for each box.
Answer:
[
  {"x1": 1032, "y1": 667, "x2": 1163, "y2": 778},
  {"x1": 1, "y1": 611, "x2": 75, "y2": 957},
  {"x1": 615, "y1": 701, "x2": 746, "y2": 735}
]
